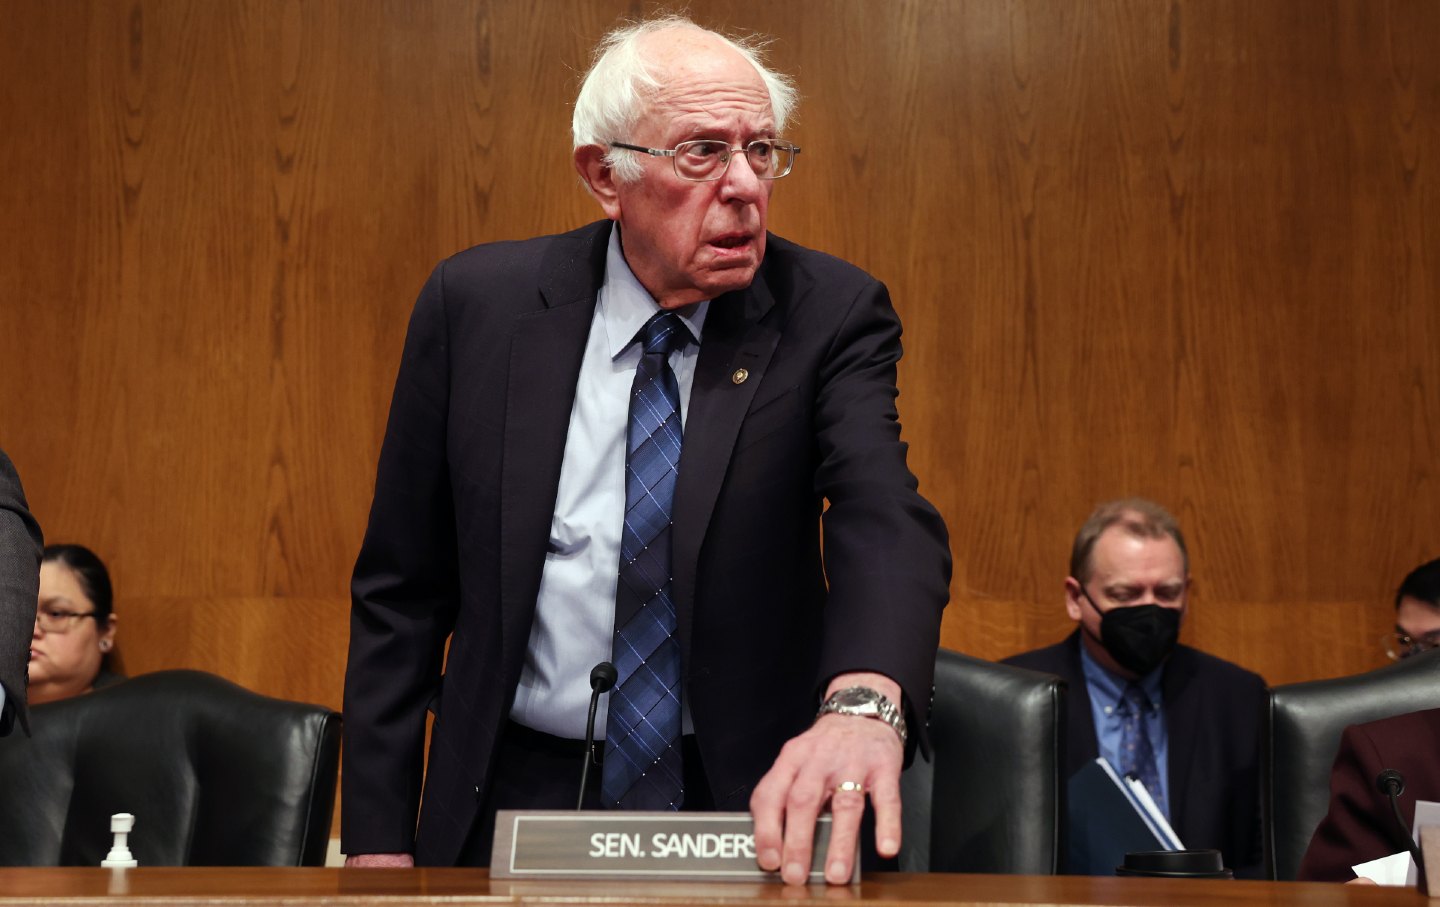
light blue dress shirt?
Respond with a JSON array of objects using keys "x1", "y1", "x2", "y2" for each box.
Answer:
[
  {"x1": 1079, "y1": 641, "x2": 1171, "y2": 818},
  {"x1": 510, "y1": 226, "x2": 707, "y2": 740}
]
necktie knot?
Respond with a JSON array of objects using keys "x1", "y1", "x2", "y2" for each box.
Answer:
[
  {"x1": 1121, "y1": 682, "x2": 1151, "y2": 716},
  {"x1": 640, "y1": 311, "x2": 690, "y2": 357}
]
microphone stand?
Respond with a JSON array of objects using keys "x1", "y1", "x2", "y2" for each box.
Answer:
[
  {"x1": 1377, "y1": 769, "x2": 1424, "y2": 868},
  {"x1": 579, "y1": 662, "x2": 617, "y2": 810}
]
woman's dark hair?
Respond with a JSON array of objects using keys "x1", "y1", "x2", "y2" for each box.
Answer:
[{"x1": 41, "y1": 544, "x2": 114, "y2": 622}]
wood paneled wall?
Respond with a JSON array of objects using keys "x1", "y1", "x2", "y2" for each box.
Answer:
[{"x1": 2, "y1": 1, "x2": 1437, "y2": 727}]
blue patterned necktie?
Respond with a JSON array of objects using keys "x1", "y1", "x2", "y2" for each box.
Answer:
[
  {"x1": 602, "y1": 311, "x2": 689, "y2": 810},
  {"x1": 1119, "y1": 682, "x2": 1166, "y2": 817}
]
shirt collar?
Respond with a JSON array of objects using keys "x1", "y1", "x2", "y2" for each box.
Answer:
[
  {"x1": 1079, "y1": 636, "x2": 1165, "y2": 707},
  {"x1": 600, "y1": 223, "x2": 708, "y2": 359}
]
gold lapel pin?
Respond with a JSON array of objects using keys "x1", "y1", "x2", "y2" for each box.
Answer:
[{"x1": 731, "y1": 368, "x2": 749, "y2": 385}]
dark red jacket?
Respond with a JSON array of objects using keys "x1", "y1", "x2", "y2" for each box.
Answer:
[{"x1": 1299, "y1": 707, "x2": 1440, "y2": 881}]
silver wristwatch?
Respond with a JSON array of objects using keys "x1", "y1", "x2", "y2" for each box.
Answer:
[{"x1": 816, "y1": 686, "x2": 908, "y2": 747}]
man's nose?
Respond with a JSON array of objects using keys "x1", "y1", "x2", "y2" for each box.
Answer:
[{"x1": 718, "y1": 148, "x2": 762, "y2": 201}]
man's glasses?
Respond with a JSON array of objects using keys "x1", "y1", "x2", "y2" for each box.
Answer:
[
  {"x1": 35, "y1": 606, "x2": 98, "y2": 635},
  {"x1": 610, "y1": 139, "x2": 800, "y2": 182},
  {"x1": 1382, "y1": 627, "x2": 1440, "y2": 661}
]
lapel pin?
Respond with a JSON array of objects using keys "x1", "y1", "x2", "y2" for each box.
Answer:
[{"x1": 731, "y1": 368, "x2": 749, "y2": 385}]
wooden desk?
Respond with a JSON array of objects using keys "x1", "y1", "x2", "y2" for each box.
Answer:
[{"x1": 0, "y1": 869, "x2": 1425, "y2": 906}]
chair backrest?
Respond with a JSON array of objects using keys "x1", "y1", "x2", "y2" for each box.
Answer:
[
  {"x1": 0, "y1": 669, "x2": 340, "y2": 867},
  {"x1": 1264, "y1": 649, "x2": 1440, "y2": 880},
  {"x1": 901, "y1": 648, "x2": 1066, "y2": 874}
]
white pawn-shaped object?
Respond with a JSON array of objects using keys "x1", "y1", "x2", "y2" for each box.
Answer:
[{"x1": 101, "y1": 813, "x2": 138, "y2": 868}]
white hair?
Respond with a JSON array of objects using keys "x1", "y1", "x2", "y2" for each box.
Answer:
[{"x1": 572, "y1": 15, "x2": 798, "y2": 183}]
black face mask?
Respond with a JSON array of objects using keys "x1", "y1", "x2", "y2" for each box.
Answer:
[{"x1": 1081, "y1": 591, "x2": 1181, "y2": 676}]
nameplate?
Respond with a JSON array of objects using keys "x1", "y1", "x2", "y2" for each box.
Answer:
[{"x1": 489, "y1": 809, "x2": 853, "y2": 882}]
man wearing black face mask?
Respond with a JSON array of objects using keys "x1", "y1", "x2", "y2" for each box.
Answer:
[{"x1": 1003, "y1": 498, "x2": 1266, "y2": 877}]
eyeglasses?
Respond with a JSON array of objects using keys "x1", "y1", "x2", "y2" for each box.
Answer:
[
  {"x1": 609, "y1": 139, "x2": 800, "y2": 182},
  {"x1": 35, "y1": 606, "x2": 98, "y2": 635},
  {"x1": 1382, "y1": 627, "x2": 1440, "y2": 661}
]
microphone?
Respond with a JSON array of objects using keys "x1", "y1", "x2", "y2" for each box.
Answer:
[
  {"x1": 1375, "y1": 769, "x2": 1423, "y2": 867},
  {"x1": 578, "y1": 662, "x2": 617, "y2": 810}
]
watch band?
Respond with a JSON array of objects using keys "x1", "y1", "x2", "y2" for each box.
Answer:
[{"x1": 816, "y1": 686, "x2": 908, "y2": 747}]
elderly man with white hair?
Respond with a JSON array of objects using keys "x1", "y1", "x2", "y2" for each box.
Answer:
[{"x1": 341, "y1": 15, "x2": 950, "y2": 885}]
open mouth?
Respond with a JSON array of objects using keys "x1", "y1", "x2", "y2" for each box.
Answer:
[{"x1": 710, "y1": 234, "x2": 751, "y2": 249}]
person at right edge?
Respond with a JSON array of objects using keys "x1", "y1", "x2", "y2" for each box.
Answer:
[
  {"x1": 1298, "y1": 558, "x2": 1440, "y2": 884},
  {"x1": 1004, "y1": 498, "x2": 1266, "y2": 877},
  {"x1": 0, "y1": 449, "x2": 44, "y2": 737},
  {"x1": 1298, "y1": 707, "x2": 1440, "y2": 884}
]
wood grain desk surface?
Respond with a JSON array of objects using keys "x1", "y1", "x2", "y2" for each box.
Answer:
[{"x1": 0, "y1": 869, "x2": 1426, "y2": 906}]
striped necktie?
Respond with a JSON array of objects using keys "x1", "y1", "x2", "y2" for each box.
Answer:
[{"x1": 602, "y1": 311, "x2": 689, "y2": 810}]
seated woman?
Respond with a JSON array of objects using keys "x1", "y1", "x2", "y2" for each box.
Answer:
[{"x1": 30, "y1": 544, "x2": 122, "y2": 704}]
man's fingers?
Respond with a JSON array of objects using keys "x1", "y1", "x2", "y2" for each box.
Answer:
[
  {"x1": 750, "y1": 709, "x2": 906, "y2": 886},
  {"x1": 779, "y1": 762, "x2": 829, "y2": 885},
  {"x1": 750, "y1": 749, "x2": 802, "y2": 872},
  {"x1": 823, "y1": 778, "x2": 868, "y2": 883},
  {"x1": 868, "y1": 770, "x2": 903, "y2": 858}
]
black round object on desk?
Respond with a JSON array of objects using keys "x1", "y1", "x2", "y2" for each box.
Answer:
[{"x1": 1115, "y1": 848, "x2": 1234, "y2": 879}]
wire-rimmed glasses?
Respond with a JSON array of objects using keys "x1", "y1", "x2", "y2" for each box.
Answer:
[
  {"x1": 35, "y1": 605, "x2": 98, "y2": 634},
  {"x1": 610, "y1": 139, "x2": 800, "y2": 181},
  {"x1": 1381, "y1": 627, "x2": 1440, "y2": 661}
]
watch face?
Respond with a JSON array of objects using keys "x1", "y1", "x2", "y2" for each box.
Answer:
[
  {"x1": 822, "y1": 687, "x2": 906, "y2": 745},
  {"x1": 839, "y1": 688, "x2": 879, "y2": 706},
  {"x1": 833, "y1": 687, "x2": 882, "y2": 710}
]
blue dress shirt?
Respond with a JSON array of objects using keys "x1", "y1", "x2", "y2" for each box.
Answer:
[
  {"x1": 1079, "y1": 641, "x2": 1171, "y2": 818},
  {"x1": 509, "y1": 226, "x2": 707, "y2": 740}
]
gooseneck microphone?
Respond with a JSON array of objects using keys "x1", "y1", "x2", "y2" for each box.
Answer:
[
  {"x1": 578, "y1": 661, "x2": 618, "y2": 810},
  {"x1": 1376, "y1": 769, "x2": 1423, "y2": 866}
]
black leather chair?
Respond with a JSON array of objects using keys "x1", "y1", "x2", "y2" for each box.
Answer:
[
  {"x1": 901, "y1": 648, "x2": 1066, "y2": 873},
  {"x1": 1264, "y1": 649, "x2": 1440, "y2": 880},
  {"x1": 0, "y1": 669, "x2": 340, "y2": 866}
]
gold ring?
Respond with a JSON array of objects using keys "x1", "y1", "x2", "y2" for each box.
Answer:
[{"x1": 835, "y1": 780, "x2": 866, "y2": 795}]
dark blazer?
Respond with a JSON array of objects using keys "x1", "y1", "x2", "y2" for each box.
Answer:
[
  {"x1": 1003, "y1": 631, "x2": 1266, "y2": 876},
  {"x1": 1298, "y1": 707, "x2": 1440, "y2": 881},
  {"x1": 0, "y1": 449, "x2": 43, "y2": 737},
  {"x1": 342, "y1": 220, "x2": 951, "y2": 864}
]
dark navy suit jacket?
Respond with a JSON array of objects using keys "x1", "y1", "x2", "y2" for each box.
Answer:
[
  {"x1": 0, "y1": 450, "x2": 42, "y2": 738},
  {"x1": 341, "y1": 220, "x2": 951, "y2": 864},
  {"x1": 1004, "y1": 631, "x2": 1266, "y2": 876}
]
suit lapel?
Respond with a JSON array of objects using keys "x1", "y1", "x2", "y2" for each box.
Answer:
[
  {"x1": 498, "y1": 223, "x2": 609, "y2": 685},
  {"x1": 1063, "y1": 632, "x2": 1102, "y2": 778},
  {"x1": 671, "y1": 274, "x2": 780, "y2": 663},
  {"x1": 1162, "y1": 647, "x2": 1200, "y2": 836}
]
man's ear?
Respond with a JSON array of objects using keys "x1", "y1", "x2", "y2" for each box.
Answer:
[
  {"x1": 574, "y1": 145, "x2": 622, "y2": 220},
  {"x1": 1064, "y1": 577, "x2": 1085, "y2": 623}
]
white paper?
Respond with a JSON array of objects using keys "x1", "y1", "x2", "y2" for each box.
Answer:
[
  {"x1": 1122, "y1": 775, "x2": 1184, "y2": 850},
  {"x1": 1352, "y1": 851, "x2": 1412, "y2": 885},
  {"x1": 1094, "y1": 758, "x2": 1184, "y2": 851},
  {"x1": 1351, "y1": 797, "x2": 1440, "y2": 885},
  {"x1": 1406, "y1": 799, "x2": 1440, "y2": 886}
]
